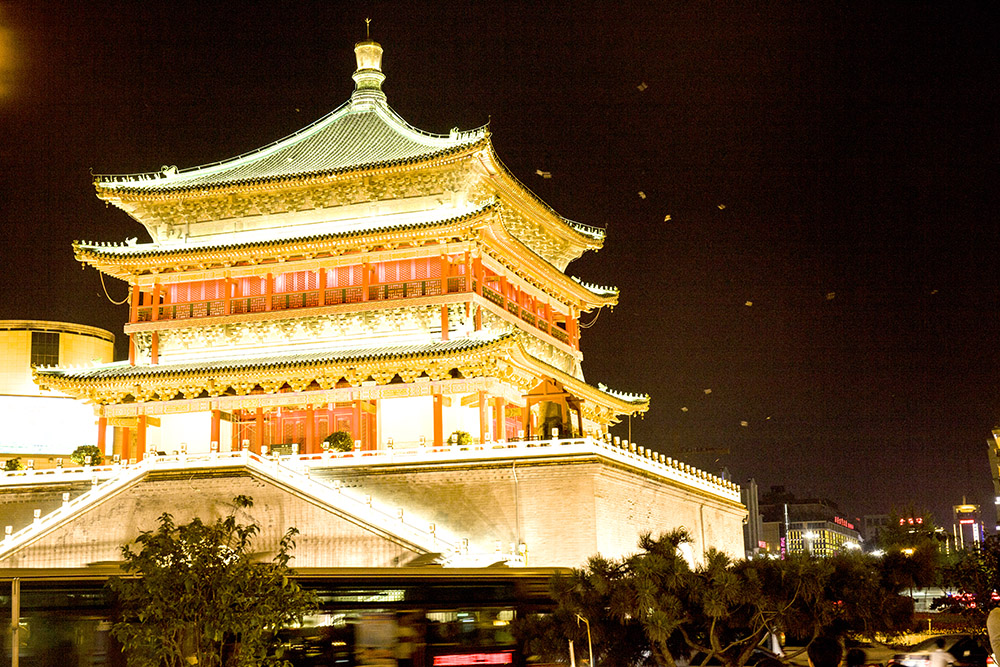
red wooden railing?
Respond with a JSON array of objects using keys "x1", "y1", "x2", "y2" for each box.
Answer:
[
  {"x1": 134, "y1": 275, "x2": 574, "y2": 347},
  {"x1": 137, "y1": 277, "x2": 468, "y2": 323}
]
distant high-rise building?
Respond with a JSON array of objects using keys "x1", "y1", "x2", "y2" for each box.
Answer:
[
  {"x1": 742, "y1": 478, "x2": 763, "y2": 557},
  {"x1": 953, "y1": 502, "x2": 983, "y2": 548},
  {"x1": 758, "y1": 486, "x2": 862, "y2": 557},
  {"x1": 988, "y1": 429, "x2": 1000, "y2": 531}
]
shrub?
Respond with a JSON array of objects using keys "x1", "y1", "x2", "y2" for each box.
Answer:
[
  {"x1": 71, "y1": 445, "x2": 103, "y2": 466},
  {"x1": 323, "y1": 430, "x2": 355, "y2": 452},
  {"x1": 449, "y1": 430, "x2": 472, "y2": 447}
]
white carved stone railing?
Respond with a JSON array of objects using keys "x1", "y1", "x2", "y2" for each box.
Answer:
[
  {"x1": 0, "y1": 462, "x2": 148, "y2": 562},
  {"x1": 1, "y1": 437, "x2": 741, "y2": 503}
]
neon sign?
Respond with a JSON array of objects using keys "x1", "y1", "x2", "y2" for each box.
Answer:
[{"x1": 833, "y1": 516, "x2": 855, "y2": 530}]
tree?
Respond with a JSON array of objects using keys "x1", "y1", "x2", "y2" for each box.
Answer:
[
  {"x1": 778, "y1": 552, "x2": 914, "y2": 646},
  {"x1": 322, "y1": 430, "x2": 354, "y2": 452},
  {"x1": 516, "y1": 550, "x2": 663, "y2": 667},
  {"x1": 71, "y1": 444, "x2": 103, "y2": 466},
  {"x1": 107, "y1": 496, "x2": 315, "y2": 667},
  {"x1": 935, "y1": 534, "x2": 1000, "y2": 628},
  {"x1": 517, "y1": 532, "x2": 916, "y2": 667},
  {"x1": 877, "y1": 507, "x2": 946, "y2": 589}
]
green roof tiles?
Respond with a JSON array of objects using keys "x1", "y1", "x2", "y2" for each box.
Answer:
[{"x1": 95, "y1": 102, "x2": 487, "y2": 195}]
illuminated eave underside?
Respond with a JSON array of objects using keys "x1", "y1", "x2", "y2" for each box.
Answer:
[
  {"x1": 33, "y1": 333, "x2": 648, "y2": 418},
  {"x1": 479, "y1": 143, "x2": 605, "y2": 244}
]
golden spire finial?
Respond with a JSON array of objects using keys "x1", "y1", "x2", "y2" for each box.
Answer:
[{"x1": 365, "y1": 18, "x2": 371, "y2": 39}]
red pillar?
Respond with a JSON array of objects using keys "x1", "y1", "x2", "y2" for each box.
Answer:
[
  {"x1": 121, "y1": 427, "x2": 131, "y2": 462},
  {"x1": 478, "y1": 390, "x2": 489, "y2": 443},
  {"x1": 441, "y1": 254, "x2": 449, "y2": 295},
  {"x1": 136, "y1": 416, "x2": 146, "y2": 461},
  {"x1": 354, "y1": 399, "x2": 362, "y2": 447},
  {"x1": 211, "y1": 409, "x2": 221, "y2": 448},
  {"x1": 223, "y1": 277, "x2": 232, "y2": 315},
  {"x1": 433, "y1": 393, "x2": 443, "y2": 447},
  {"x1": 97, "y1": 416, "x2": 107, "y2": 453},
  {"x1": 129, "y1": 286, "x2": 139, "y2": 365},
  {"x1": 129, "y1": 284, "x2": 140, "y2": 323},
  {"x1": 265, "y1": 273, "x2": 273, "y2": 312},
  {"x1": 473, "y1": 256, "x2": 483, "y2": 296},
  {"x1": 441, "y1": 305, "x2": 449, "y2": 341},
  {"x1": 305, "y1": 405, "x2": 315, "y2": 453},
  {"x1": 318, "y1": 268, "x2": 327, "y2": 306},
  {"x1": 255, "y1": 408, "x2": 264, "y2": 453},
  {"x1": 464, "y1": 251, "x2": 472, "y2": 292},
  {"x1": 494, "y1": 397, "x2": 505, "y2": 441},
  {"x1": 568, "y1": 309, "x2": 579, "y2": 349},
  {"x1": 362, "y1": 262, "x2": 370, "y2": 302},
  {"x1": 151, "y1": 332, "x2": 159, "y2": 365},
  {"x1": 150, "y1": 284, "x2": 160, "y2": 321}
]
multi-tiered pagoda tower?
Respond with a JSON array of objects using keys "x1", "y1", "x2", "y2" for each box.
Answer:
[
  {"x1": 5, "y1": 38, "x2": 746, "y2": 570},
  {"x1": 37, "y1": 39, "x2": 648, "y2": 460}
]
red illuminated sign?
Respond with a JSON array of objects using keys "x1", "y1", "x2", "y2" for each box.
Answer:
[
  {"x1": 959, "y1": 519, "x2": 975, "y2": 525},
  {"x1": 434, "y1": 653, "x2": 514, "y2": 667},
  {"x1": 833, "y1": 516, "x2": 855, "y2": 530}
]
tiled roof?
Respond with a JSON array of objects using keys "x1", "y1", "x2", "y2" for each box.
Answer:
[
  {"x1": 36, "y1": 336, "x2": 510, "y2": 382},
  {"x1": 94, "y1": 102, "x2": 488, "y2": 195},
  {"x1": 74, "y1": 203, "x2": 495, "y2": 260},
  {"x1": 570, "y1": 276, "x2": 619, "y2": 298}
]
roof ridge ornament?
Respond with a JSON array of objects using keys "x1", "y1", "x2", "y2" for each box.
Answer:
[{"x1": 351, "y1": 21, "x2": 386, "y2": 111}]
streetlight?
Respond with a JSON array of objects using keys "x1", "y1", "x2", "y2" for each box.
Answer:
[
  {"x1": 576, "y1": 614, "x2": 594, "y2": 667},
  {"x1": 803, "y1": 531, "x2": 817, "y2": 556}
]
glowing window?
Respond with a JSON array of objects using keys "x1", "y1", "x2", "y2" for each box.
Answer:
[{"x1": 30, "y1": 331, "x2": 59, "y2": 367}]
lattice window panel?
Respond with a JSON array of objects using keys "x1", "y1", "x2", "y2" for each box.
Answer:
[
  {"x1": 170, "y1": 280, "x2": 225, "y2": 304},
  {"x1": 379, "y1": 261, "x2": 399, "y2": 283},
  {"x1": 240, "y1": 276, "x2": 264, "y2": 297},
  {"x1": 275, "y1": 270, "x2": 317, "y2": 294}
]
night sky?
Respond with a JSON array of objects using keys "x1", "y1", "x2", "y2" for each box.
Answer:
[{"x1": 1, "y1": 2, "x2": 998, "y2": 529}]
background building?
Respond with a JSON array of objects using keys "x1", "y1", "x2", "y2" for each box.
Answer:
[
  {"x1": 952, "y1": 502, "x2": 983, "y2": 549},
  {"x1": 861, "y1": 514, "x2": 890, "y2": 548},
  {"x1": 758, "y1": 486, "x2": 862, "y2": 557},
  {"x1": 742, "y1": 478, "x2": 763, "y2": 557},
  {"x1": 0, "y1": 320, "x2": 114, "y2": 463}
]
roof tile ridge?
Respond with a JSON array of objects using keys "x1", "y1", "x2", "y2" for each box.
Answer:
[
  {"x1": 375, "y1": 101, "x2": 489, "y2": 146},
  {"x1": 484, "y1": 142, "x2": 606, "y2": 243},
  {"x1": 569, "y1": 275, "x2": 619, "y2": 297},
  {"x1": 75, "y1": 200, "x2": 499, "y2": 258},
  {"x1": 94, "y1": 99, "x2": 356, "y2": 187},
  {"x1": 508, "y1": 336, "x2": 649, "y2": 407}
]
